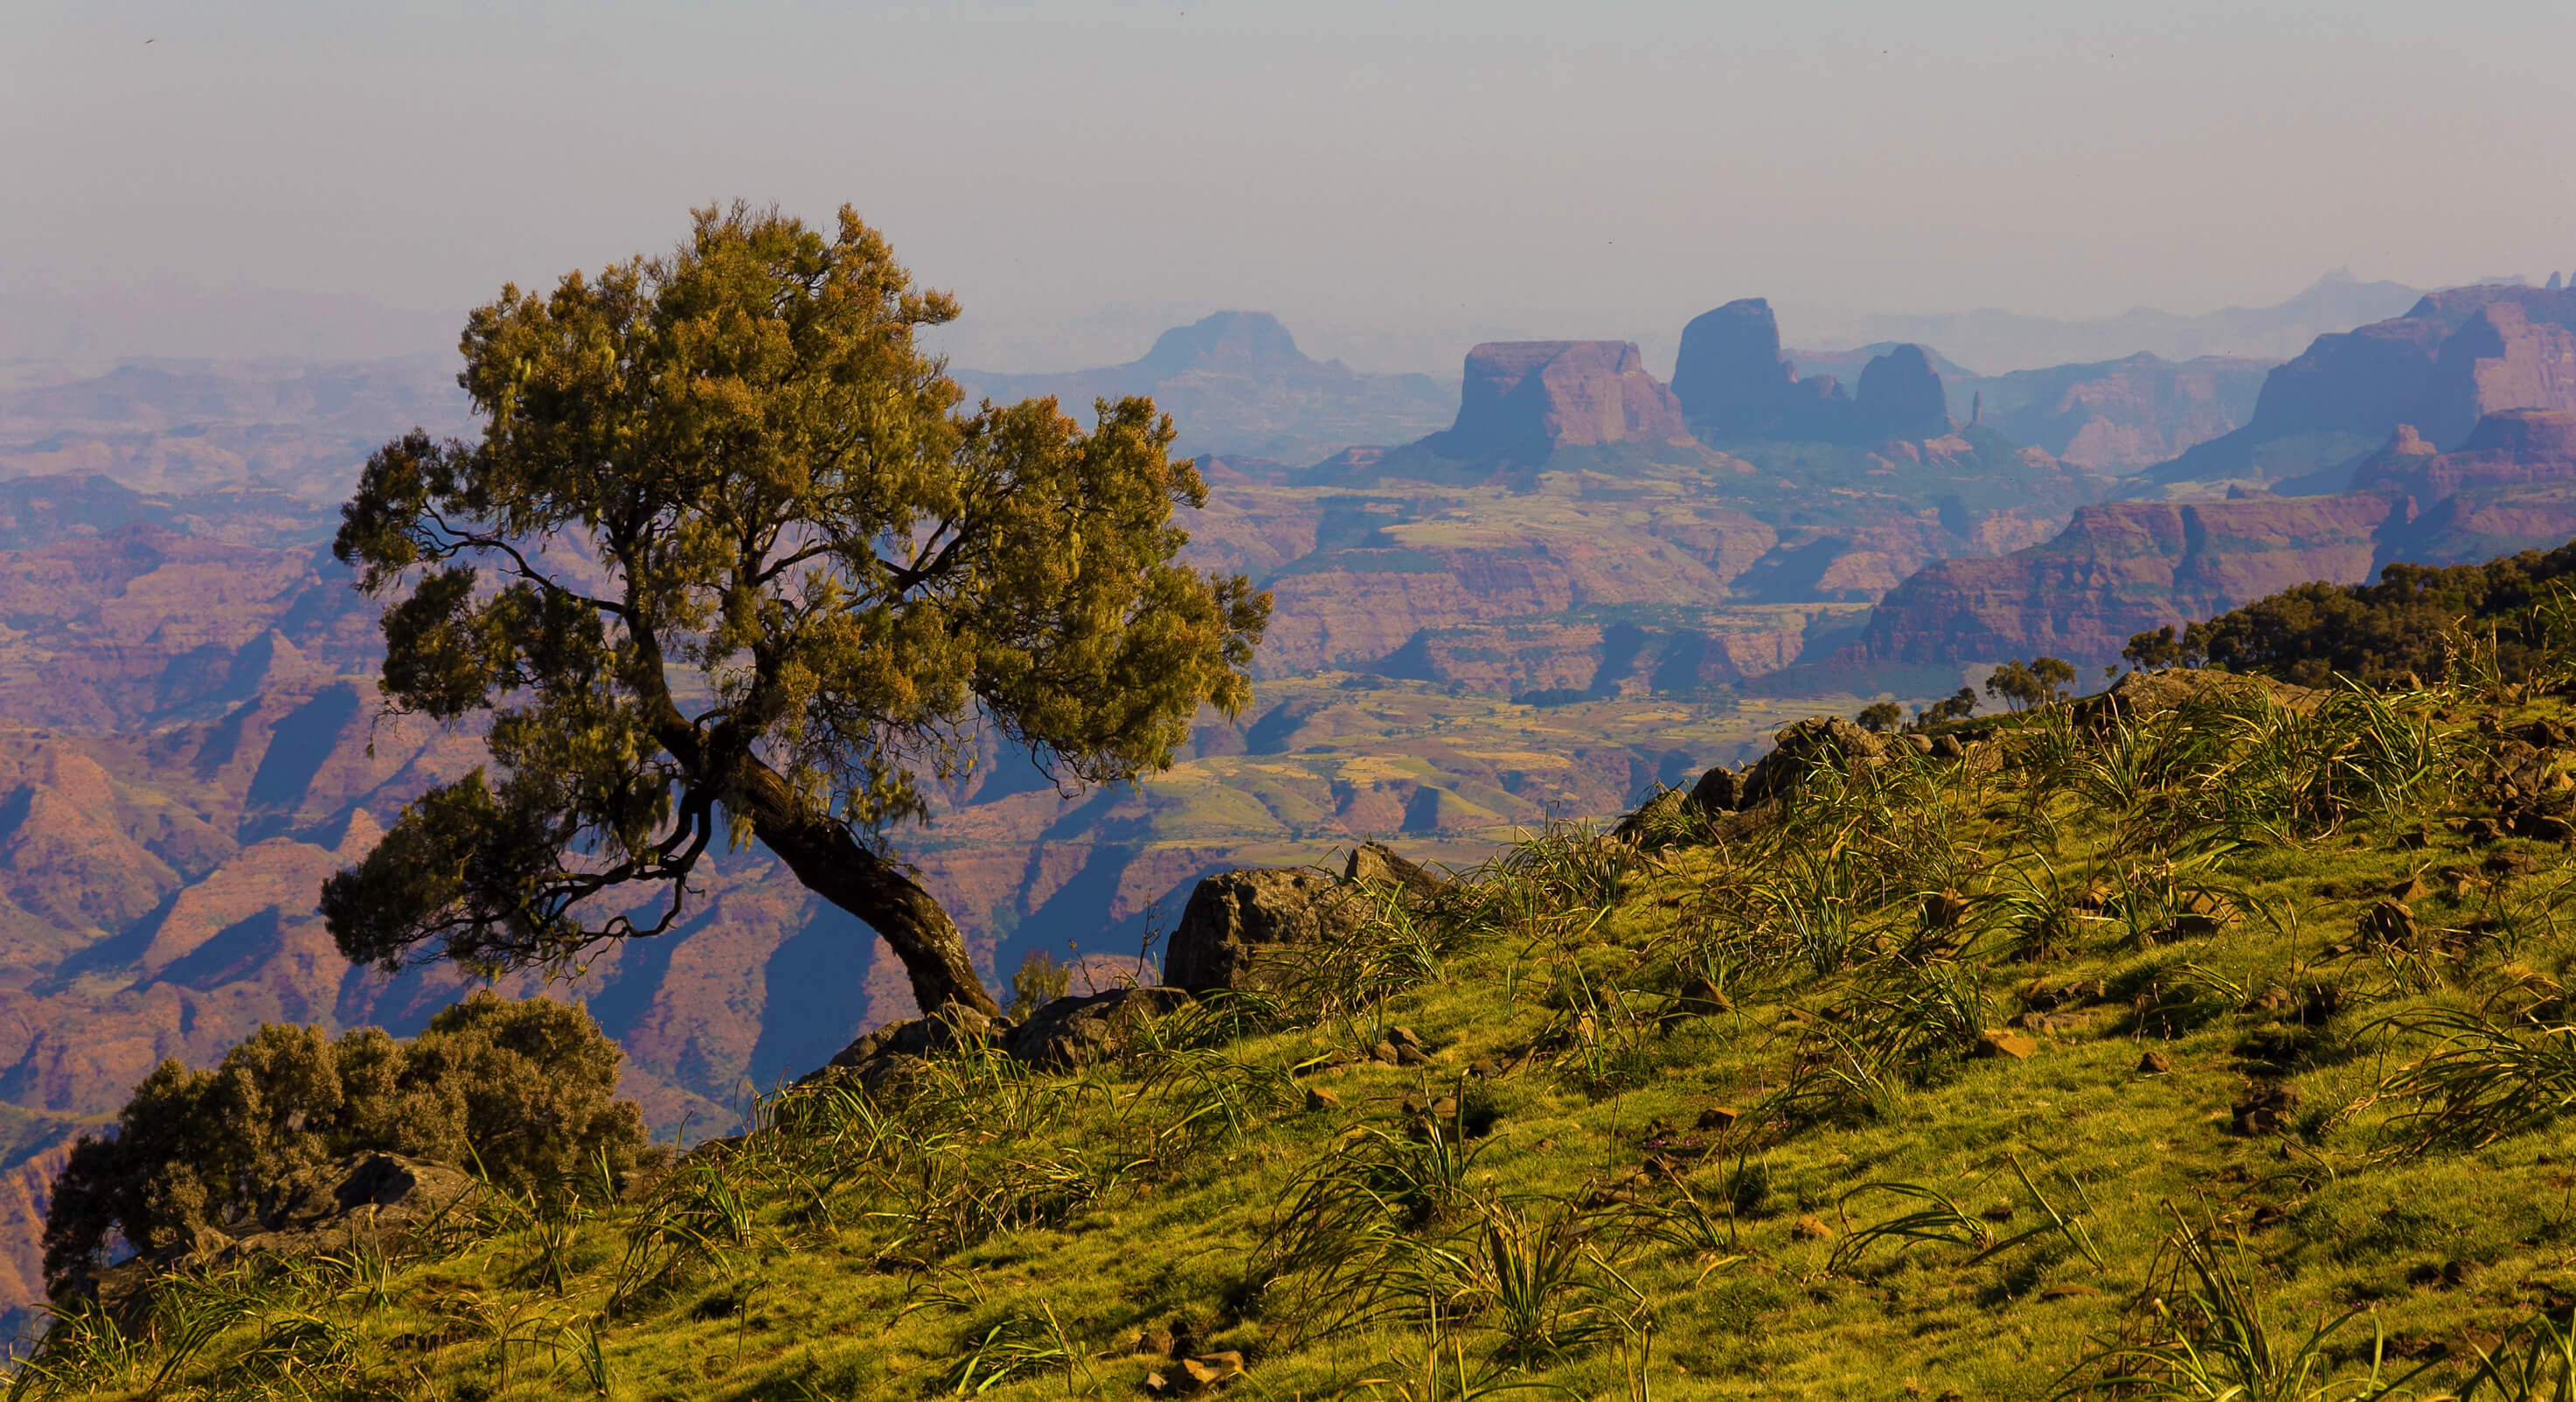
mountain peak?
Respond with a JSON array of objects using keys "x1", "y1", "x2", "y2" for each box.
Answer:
[{"x1": 1135, "y1": 311, "x2": 1309, "y2": 377}]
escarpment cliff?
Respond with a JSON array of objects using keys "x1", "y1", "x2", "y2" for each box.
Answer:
[
  {"x1": 2135, "y1": 283, "x2": 2576, "y2": 496},
  {"x1": 1862, "y1": 406, "x2": 2576, "y2": 665}
]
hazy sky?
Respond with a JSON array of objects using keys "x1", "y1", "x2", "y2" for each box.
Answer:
[{"x1": 8, "y1": 0, "x2": 2575, "y2": 373}]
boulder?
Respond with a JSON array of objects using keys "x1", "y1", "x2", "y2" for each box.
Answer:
[
  {"x1": 1003, "y1": 987, "x2": 1191, "y2": 1068},
  {"x1": 1683, "y1": 716, "x2": 1890, "y2": 815},
  {"x1": 73, "y1": 1152, "x2": 485, "y2": 1321},
  {"x1": 811, "y1": 1004, "x2": 1001, "y2": 1089},
  {"x1": 1164, "y1": 868, "x2": 1371, "y2": 993},
  {"x1": 1344, "y1": 840, "x2": 1446, "y2": 902},
  {"x1": 1685, "y1": 764, "x2": 1749, "y2": 813}
]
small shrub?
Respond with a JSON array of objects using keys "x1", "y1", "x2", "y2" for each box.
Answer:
[{"x1": 43, "y1": 993, "x2": 647, "y2": 1292}]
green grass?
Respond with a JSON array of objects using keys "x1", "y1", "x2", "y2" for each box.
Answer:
[{"x1": 23, "y1": 670, "x2": 2576, "y2": 1399}]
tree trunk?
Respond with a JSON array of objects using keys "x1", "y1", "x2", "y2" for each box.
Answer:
[{"x1": 726, "y1": 757, "x2": 1001, "y2": 1021}]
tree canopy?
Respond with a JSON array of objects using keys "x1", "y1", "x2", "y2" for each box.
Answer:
[
  {"x1": 2125, "y1": 542, "x2": 2576, "y2": 688},
  {"x1": 323, "y1": 204, "x2": 1269, "y2": 1020},
  {"x1": 43, "y1": 994, "x2": 644, "y2": 1291}
]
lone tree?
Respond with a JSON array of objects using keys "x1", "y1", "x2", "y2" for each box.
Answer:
[{"x1": 323, "y1": 205, "x2": 1269, "y2": 1020}]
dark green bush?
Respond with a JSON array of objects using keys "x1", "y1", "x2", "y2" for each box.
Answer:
[
  {"x1": 2133, "y1": 539, "x2": 2576, "y2": 687},
  {"x1": 41, "y1": 992, "x2": 646, "y2": 1291}
]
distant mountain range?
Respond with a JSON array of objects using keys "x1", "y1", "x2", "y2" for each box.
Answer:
[
  {"x1": 950, "y1": 312, "x2": 1455, "y2": 468},
  {"x1": 1855, "y1": 283, "x2": 2576, "y2": 668},
  {"x1": 1801, "y1": 270, "x2": 2428, "y2": 374}
]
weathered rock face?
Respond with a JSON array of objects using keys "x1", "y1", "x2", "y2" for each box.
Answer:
[
  {"x1": 1687, "y1": 716, "x2": 1890, "y2": 814},
  {"x1": 2135, "y1": 283, "x2": 2576, "y2": 493},
  {"x1": 1424, "y1": 342, "x2": 1691, "y2": 464},
  {"x1": 1956, "y1": 353, "x2": 2271, "y2": 469},
  {"x1": 1856, "y1": 344, "x2": 1950, "y2": 440},
  {"x1": 1860, "y1": 401, "x2": 2576, "y2": 665},
  {"x1": 1673, "y1": 299, "x2": 1805, "y2": 436},
  {"x1": 1856, "y1": 495, "x2": 2405, "y2": 666},
  {"x1": 1163, "y1": 867, "x2": 1369, "y2": 993},
  {"x1": 2415, "y1": 303, "x2": 2576, "y2": 449},
  {"x1": 1672, "y1": 300, "x2": 1950, "y2": 446}
]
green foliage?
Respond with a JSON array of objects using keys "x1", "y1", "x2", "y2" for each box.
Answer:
[
  {"x1": 40, "y1": 622, "x2": 2576, "y2": 1399},
  {"x1": 1855, "y1": 700, "x2": 1905, "y2": 732},
  {"x1": 41, "y1": 993, "x2": 644, "y2": 1291},
  {"x1": 1987, "y1": 656, "x2": 2078, "y2": 711},
  {"x1": 323, "y1": 202, "x2": 1268, "y2": 1012},
  {"x1": 1006, "y1": 949, "x2": 1073, "y2": 1019},
  {"x1": 2151, "y1": 539, "x2": 2576, "y2": 688},
  {"x1": 1915, "y1": 686, "x2": 1978, "y2": 727}
]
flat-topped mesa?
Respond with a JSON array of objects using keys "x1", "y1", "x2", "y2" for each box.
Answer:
[{"x1": 1424, "y1": 340, "x2": 1693, "y2": 464}]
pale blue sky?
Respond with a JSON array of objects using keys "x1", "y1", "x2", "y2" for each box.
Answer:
[{"x1": 6, "y1": 0, "x2": 2573, "y2": 371}]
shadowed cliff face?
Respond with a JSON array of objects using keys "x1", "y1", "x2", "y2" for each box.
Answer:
[
  {"x1": 1671, "y1": 299, "x2": 1951, "y2": 445},
  {"x1": 1861, "y1": 408, "x2": 2576, "y2": 665},
  {"x1": 2133, "y1": 284, "x2": 2576, "y2": 497}
]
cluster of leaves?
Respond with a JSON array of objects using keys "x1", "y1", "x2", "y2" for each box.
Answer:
[
  {"x1": 2124, "y1": 538, "x2": 2576, "y2": 687},
  {"x1": 41, "y1": 993, "x2": 646, "y2": 1291}
]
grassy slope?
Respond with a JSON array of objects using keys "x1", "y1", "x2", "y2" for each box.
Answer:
[{"x1": 19, "y1": 672, "x2": 2576, "y2": 1400}]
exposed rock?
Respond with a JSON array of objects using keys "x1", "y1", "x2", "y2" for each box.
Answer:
[
  {"x1": 1344, "y1": 841, "x2": 1446, "y2": 902},
  {"x1": 1423, "y1": 341, "x2": 1693, "y2": 465},
  {"x1": 1856, "y1": 345, "x2": 1950, "y2": 440},
  {"x1": 1856, "y1": 494, "x2": 2404, "y2": 666},
  {"x1": 1003, "y1": 987, "x2": 1191, "y2": 1069},
  {"x1": 1975, "y1": 1030, "x2": 2038, "y2": 1061},
  {"x1": 1685, "y1": 764, "x2": 1749, "y2": 813},
  {"x1": 2416, "y1": 302, "x2": 2576, "y2": 449},
  {"x1": 2072, "y1": 667, "x2": 2323, "y2": 725},
  {"x1": 1953, "y1": 353, "x2": 2271, "y2": 470},
  {"x1": 1163, "y1": 868, "x2": 1371, "y2": 993},
  {"x1": 1673, "y1": 301, "x2": 1955, "y2": 447},
  {"x1": 73, "y1": 1152, "x2": 484, "y2": 1320},
  {"x1": 1686, "y1": 716, "x2": 1886, "y2": 815},
  {"x1": 1673, "y1": 299, "x2": 1808, "y2": 437},
  {"x1": 2232, "y1": 1083, "x2": 2302, "y2": 1136},
  {"x1": 2135, "y1": 281, "x2": 2576, "y2": 494}
]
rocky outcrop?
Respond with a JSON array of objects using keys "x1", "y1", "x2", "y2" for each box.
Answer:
[
  {"x1": 2415, "y1": 303, "x2": 2576, "y2": 449},
  {"x1": 1857, "y1": 495, "x2": 2405, "y2": 666},
  {"x1": 1163, "y1": 867, "x2": 1370, "y2": 993},
  {"x1": 1672, "y1": 299, "x2": 1950, "y2": 444},
  {"x1": 1855, "y1": 345, "x2": 1949, "y2": 440},
  {"x1": 72, "y1": 1152, "x2": 485, "y2": 1319},
  {"x1": 2350, "y1": 410, "x2": 2576, "y2": 564},
  {"x1": 1422, "y1": 342, "x2": 1692, "y2": 465},
  {"x1": 1673, "y1": 299, "x2": 1809, "y2": 436},
  {"x1": 1950, "y1": 354, "x2": 2271, "y2": 469},
  {"x1": 2135, "y1": 283, "x2": 2576, "y2": 495},
  {"x1": 1860, "y1": 402, "x2": 2576, "y2": 665}
]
